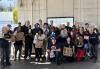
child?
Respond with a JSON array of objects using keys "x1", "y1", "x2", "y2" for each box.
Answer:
[
  {"x1": 63, "y1": 36, "x2": 75, "y2": 62},
  {"x1": 49, "y1": 37, "x2": 56, "y2": 62},
  {"x1": 34, "y1": 30, "x2": 45, "y2": 62}
]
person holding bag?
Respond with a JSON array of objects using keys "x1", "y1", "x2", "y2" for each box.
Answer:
[
  {"x1": 14, "y1": 27, "x2": 24, "y2": 61},
  {"x1": 63, "y1": 36, "x2": 75, "y2": 62}
]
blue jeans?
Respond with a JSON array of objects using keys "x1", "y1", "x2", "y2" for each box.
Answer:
[
  {"x1": 90, "y1": 44, "x2": 98, "y2": 60},
  {"x1": 55, "y1": 51, "x2": 63, "y2": 65},
  {"x1": 0, "y1": 39, "x2": 11, "y2": 65}
]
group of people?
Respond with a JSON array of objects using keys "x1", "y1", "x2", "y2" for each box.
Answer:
[{"x1": 0, "y1": 19, "x2": 100, "y2": 66}]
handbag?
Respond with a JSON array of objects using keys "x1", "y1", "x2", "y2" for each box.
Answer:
[
  {"x1": 63, "y1": 46, "x2": 73, "y2": 57},
  {"x1": 75, "y1": 49, "x2": 85, "y2": 61}
]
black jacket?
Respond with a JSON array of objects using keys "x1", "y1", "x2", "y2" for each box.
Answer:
[
  {"x1": 89, "y1": 32, "x2": 99, "y2": 45},
  {"x1": 22, "y1": 25, "x2": 29, "y2": 36},
  {"x1": 32, "y1": 28, "x2": 43, "y2": 38}
]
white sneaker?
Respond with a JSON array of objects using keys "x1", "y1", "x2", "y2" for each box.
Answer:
[
  {"x1": 40, "y1": 58, "x2": 42, "y2": 62},
  {"x1": 87, "y1": 53, "x2": 90, "y2": 56},
  {"x1": 35, "y1": 58, "x2": 38, "y2": 62}
]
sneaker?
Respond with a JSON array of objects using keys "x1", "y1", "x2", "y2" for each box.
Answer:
[
  {"x1": 40, "y1": 58, "x2": 42, "y2": 62},
  {"x1": 87, "y1": 53, "x2": 90, "y2": 56},
  {"x1": 35, "y1": 58, "x2": 38, "y2": 62}
]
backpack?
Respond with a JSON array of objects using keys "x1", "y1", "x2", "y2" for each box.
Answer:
[{"x1": 75, "y1": 49, "x2": 85, "y2": 61}]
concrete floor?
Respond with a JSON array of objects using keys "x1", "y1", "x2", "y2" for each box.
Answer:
[{"x1": 1, "y1": 60, "x2": 100, "y2": 69}]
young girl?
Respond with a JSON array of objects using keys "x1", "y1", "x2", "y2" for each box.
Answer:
[
  {"x1": 49, "y1": 37, "x2": 56, "y2": 62},
  {"x1": 34, "y1": 30, "x2": 45, "y2": 62},
  {"x1": 63, "y1": 36, "x2": 75, "y2": 62},
  {"x1": 47, "y1": 37, "x2": 62, "y2": 65}
]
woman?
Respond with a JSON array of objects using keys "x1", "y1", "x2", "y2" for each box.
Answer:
[
  {"x1": 34, "y1": 30, "x2": 45, "y2": 62},
  {"x1": 14, "y1": 27, "x2": 24, "y2": 61},
  {"x1": 83, "y1": 28, "x2": 90, "y2": 57},
  {"x1": 89, "y1": 28, "x2": 99, "y2": 61}
]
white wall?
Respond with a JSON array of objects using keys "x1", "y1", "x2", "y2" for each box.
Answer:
[
  {"x1": 17, "y1": 0, "x2": 73, "y2": 26},
  {"x1": 17, "y1": 0, "x2": 100, "y2": 29},
  {"x1": 17, "y1": 0, "x2": 32, "y2": 25},
  {"x1": 74, "y1": 0, "x2": 100, "y2": 29}
]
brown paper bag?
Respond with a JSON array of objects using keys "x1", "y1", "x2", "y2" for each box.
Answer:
[{"x1": 63, "y1": 47, "x2": 73, "y2": 57}]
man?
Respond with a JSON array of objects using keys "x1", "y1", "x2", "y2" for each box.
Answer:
[
  {"x1": 24, "y1": 25, "x2": 33, "y2": 59},
  {"x1": 22, "y1": 21, "x2": 30, "y2": 60},
  {"x1": 22, "y1": 21, "x2": 30, "y2": 35},
  {"x1": 1, "y1": 24, "x2": 13, "y2": 66},
  {"x1": 0, "y1": 32, "x2": 4, "y2": 64},
  {"x1": 89, "y1": 28, "x2": 100, "y2": 61}
]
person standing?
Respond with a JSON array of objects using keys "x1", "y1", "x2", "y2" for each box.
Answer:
[
  {"x1": 1, "y1": 24, "x2": 13, "y2": 66},
  {"x1": 22, "y1": 21, "x2": 30, "y2": 60},
  {"x1": 43, "y1": 23, "x2": 50, "y2": 60},
  {"x1": 89, "y1": 28, "x2": 99, "y2": 61},
  {"x1": 14, "y1": 27, "x2": 24, "y2": 61},
  {"x1": 24, "y1": 25, "x2": 33, "y2": 59},
  {"x1": 0, "y1": 32, "x2": 4, "y2": 65},
  {"x1": 83, "y1": 24, "x2": 90, "y2": 57},
  {"x1": 34, "y1": 30, "x2": 45, "y2": 62}
]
